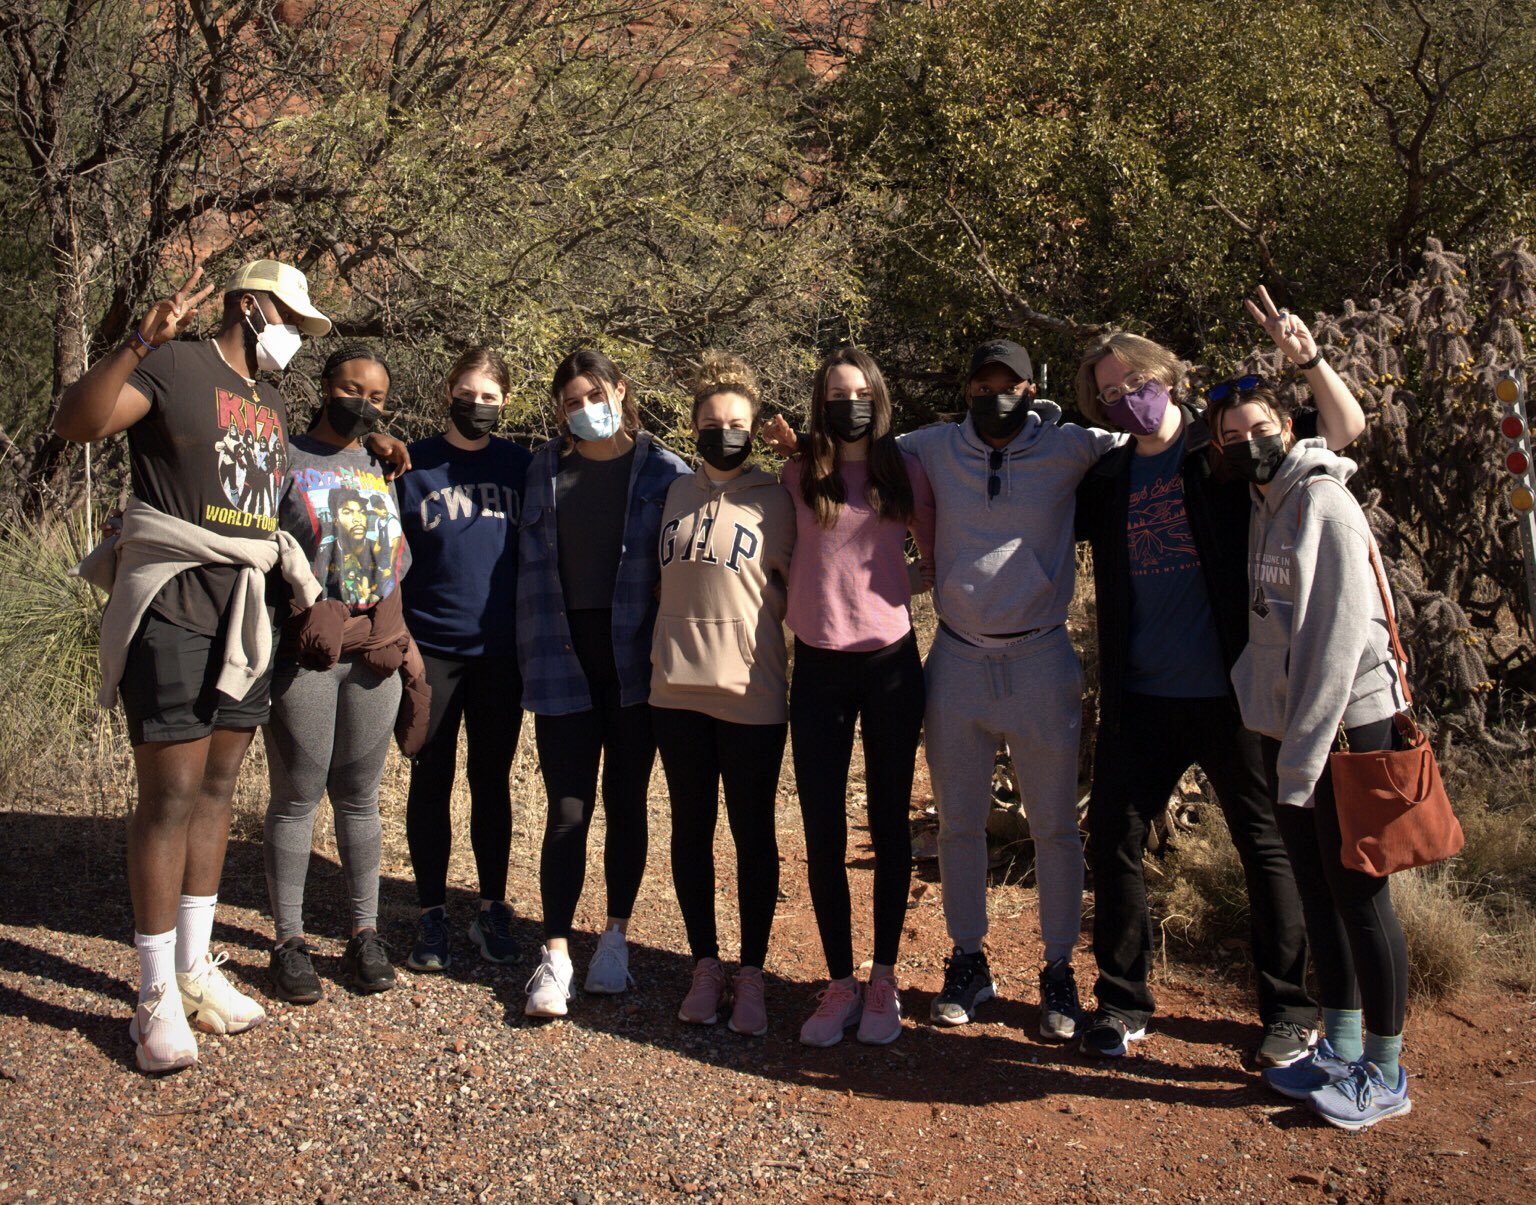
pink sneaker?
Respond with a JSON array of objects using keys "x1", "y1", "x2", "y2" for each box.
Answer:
[
  {"x1": 857, "y1": 972, "x2": 903, "y2": 1045},
  {"x1": 799, "y1": 978, "x2": 862, "y2": 1048},
  {"x1": 678, "y1": 957, "x2": 727, "y2": 1024},
  {"x1": 728, "y1": 966, "x2": 768, "y2": 1037}
]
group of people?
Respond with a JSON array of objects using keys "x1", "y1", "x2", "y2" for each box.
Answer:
[{"x1": 56, "y1": 258, "x2": 1417, "y2": 1132}]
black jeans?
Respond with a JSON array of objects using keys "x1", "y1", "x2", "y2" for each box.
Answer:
[
  {"x1": 653, "y1": 706, "x2": 786, "y2": 968},
  {"x1": 1265, "y1": 718, "x2": 1409, "y2": 1037},
  {"x1": 405, "y1": 651, "x2": 521, "y2": 909},
  {"x1": 790, "y1": 633, "x2": 925, "y2": 980},
  {"x1": 1089, "y1": 694, "x2": 1314, "y2": 1030},
  {"x1": 533, "y1": 609, "x2": 656, "y2": 941}
]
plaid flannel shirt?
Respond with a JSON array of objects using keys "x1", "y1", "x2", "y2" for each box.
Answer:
[{"x1": 516, "y1": 432, "x2": 691, "y2": 715}]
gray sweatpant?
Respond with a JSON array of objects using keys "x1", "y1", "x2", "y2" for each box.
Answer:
[
  {"x1": 263, "y1": 656, "x2": 402, "y2": 941},
  {"x1": 925, "y1": 625, "x2": 1084, "y2": 962}
]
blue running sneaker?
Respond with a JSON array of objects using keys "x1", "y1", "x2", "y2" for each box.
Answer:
[
  {"x1": 408, "y1": 905, "x2": 452, "y2": 972},
  {"x1": 469, "y1": 901, "x2": 520, "y2": 965},
  {"x1": 1309, "y1": 1060, "x2": 1412, "y2": 1130},
  {"x1": 1264, "y1": 1037, "x2": 1352, "y2": 1100}
]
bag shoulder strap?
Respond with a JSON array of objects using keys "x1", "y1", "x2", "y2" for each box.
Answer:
[{"x1": 1297, "y1": 476, "x2": 1413, "y2": 709}]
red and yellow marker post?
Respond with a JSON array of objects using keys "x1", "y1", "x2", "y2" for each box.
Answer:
[{"x1": 1494, "y1": 370, "x2": 1536, "y2": 633}]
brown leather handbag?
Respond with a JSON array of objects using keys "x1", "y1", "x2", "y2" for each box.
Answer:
[{"x1": 1329, "y1": 542, "x2": 1463, "y2": 877}]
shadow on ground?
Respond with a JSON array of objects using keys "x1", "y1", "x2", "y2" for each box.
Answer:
[{"x1": 1, "y1": 809, "x2": 1267, "y2": 1113}]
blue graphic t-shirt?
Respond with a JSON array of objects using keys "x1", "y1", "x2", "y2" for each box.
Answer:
[
  {"x1": 1124, "y1": 433, "x2": 1230, "y2": 697},
  {"x1": 278, "y1": 434, "x2": 410, "y2": 611},
  {"x1": 397, "y1": 434, "x2": 531, "y2": 657}
]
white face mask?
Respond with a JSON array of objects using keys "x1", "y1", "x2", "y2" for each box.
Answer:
[
  {"x1": 245, "y1": 306, "x2": 303, "y2": 372},
  {"x1": 567, "y1": 396, "x2": 621, "y2": 441}
]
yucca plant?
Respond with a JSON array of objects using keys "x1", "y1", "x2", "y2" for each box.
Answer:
[{"x1": 0, "y1": 512, "x2": 117, "y2": 796}]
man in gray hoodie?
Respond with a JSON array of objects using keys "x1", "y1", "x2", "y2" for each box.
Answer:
[{"x1": 898, "y1": 341, "x2": 1122, "y2": 1038}]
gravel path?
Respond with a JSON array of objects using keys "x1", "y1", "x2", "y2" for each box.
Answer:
[{"x1": 4, "y1": 778, "x2": 1534, "y2": 1203}]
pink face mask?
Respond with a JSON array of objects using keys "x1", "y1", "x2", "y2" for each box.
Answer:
[{"x1": 1104, "y1": 379, "x2": 1171, "y2": 436}]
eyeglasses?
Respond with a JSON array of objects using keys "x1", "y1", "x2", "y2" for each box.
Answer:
[
  {"x1": 1096, "y1": 371, "x2": 1150, "y2": 407},
  {"x1": 988, "y1": 448, "x2": 1004, "y2": 500},
  {"x1": 1206, "y1": 374, "x2": 1264, "y2": 404}
]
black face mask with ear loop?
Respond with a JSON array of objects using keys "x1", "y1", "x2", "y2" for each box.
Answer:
[
  {"x1": 1222, "y1": 432, "x2": 1290, "y2": 485},
  {"x1": 325, "y1": 394, "x2": 383, "y2": 443},
  {"x1": 696, "y1": 427, "x2": 753, "y2": 471},
  {"x1": 968, "y1": 392, "x2": 1035, "y2": 442}
]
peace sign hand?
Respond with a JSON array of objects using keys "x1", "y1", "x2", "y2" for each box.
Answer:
[
  {"x1": 1244, "y1": 284, "x2": 1319, "y2": 368},
  {"x1": 137, "y1": 266, "x2": 215, "y2": 348}
]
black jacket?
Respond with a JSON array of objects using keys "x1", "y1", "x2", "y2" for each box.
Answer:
[{"x1": 1074, "y1": 406, "x2": 1317, "y2": 736}]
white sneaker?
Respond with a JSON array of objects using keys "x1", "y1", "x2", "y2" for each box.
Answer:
[
  {"x1": 177, "y1": 951, "x2": 267, "y2": 1035},
  {"x1": 583, "y1": 927, "x2": 634, "y2": 995},
  {"x1": 525, "y1": 946, "x2": 575, "y2": 1017},
  {"x1": 129, "y1": 981, "x2": 198, "y2": 1074}
]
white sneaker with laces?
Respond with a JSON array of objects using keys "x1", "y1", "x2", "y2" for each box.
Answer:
[
  {"x1": 583, "y1": 927, "x2": 635, "y2": 995},
  {"x1": 525, "y1": 946, "x2": 575, "y2": 1017},
  {"x1": 176, "y1": 951, "x2": 266, "y2": 1035},
  {"x1": 129, "y1": 980, "x2": 199, "y2": 1074}
]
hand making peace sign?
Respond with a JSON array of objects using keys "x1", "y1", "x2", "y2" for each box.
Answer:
[
  {"x1": 1244, "y1": 284, "x2": 1320, "y2": 369},
  {"x1": 137, "y1": 265, "x2": 216, "y2": 348}
]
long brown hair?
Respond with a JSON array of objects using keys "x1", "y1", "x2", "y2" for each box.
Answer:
[
  {"x1": 801, "y1": 345, "x2": 913, "y2": 528},
  {"x1": 549, "y1": 348, "x2": 640, "y2": 451}
]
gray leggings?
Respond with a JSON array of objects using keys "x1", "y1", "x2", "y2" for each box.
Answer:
[{"x1": 263, "y1": 656, "x2": 402, "y2": 941}]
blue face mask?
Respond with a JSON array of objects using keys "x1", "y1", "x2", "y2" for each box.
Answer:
[{"x1": 567, "y1": 396, "x2": 620, "y2": 441}]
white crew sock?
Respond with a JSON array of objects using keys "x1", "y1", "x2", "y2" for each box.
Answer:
[
  {"x1": 134, "y1": 929, "x2": 177, "y2": 1003},
  {"x1": 175, "y1": 894, "x2": 218, "y2": 975}
]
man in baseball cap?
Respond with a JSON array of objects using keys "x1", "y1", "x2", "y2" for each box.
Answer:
[{"x1": 223, "y1": 259, "x2": 332, "y2": 336}]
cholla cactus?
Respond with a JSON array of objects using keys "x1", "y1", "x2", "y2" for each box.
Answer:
[{"x1": 1242, "y1": 240, "x2": 1535, "y2": 760}]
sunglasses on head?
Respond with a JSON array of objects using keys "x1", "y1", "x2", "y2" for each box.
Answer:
[{"x1": 1206, "y1": 374, "x2": 1265, "y2": 404}]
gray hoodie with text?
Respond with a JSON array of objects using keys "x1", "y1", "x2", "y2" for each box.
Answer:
[{"x1": 1231, "y1": 437, "x2": 1405, "y2": 809}]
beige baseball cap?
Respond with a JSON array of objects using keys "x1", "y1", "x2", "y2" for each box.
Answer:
[{"x1": 224, "y1": 259, "x2": 332, "y2": 336}]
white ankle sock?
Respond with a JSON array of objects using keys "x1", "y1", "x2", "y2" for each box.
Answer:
[
  {"x1": 175, "y1": 894, "x2": 218, "y2": 975},
  {"x1": 134, "y1": 930, "x2": 177, "y2": 1003}
]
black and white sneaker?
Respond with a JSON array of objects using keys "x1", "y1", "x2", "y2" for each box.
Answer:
[
  {"x1": 929, "y1": 947, "x2": 995, "y2": 1026},
  {"x1": 1257, "y1": 1020, "x2": 1316, "y2": 1068},
  {"x1": 1080, "y1": 1009, "x2": 1147, "y2": 1057},
  {"x1": 343, "y1": 929, "x2": 397, "y2": 994},
  {"x1": 1038, "y1": 958, "x2": 1080, "y2": 1041},
  {"x1": 408, "y1": 905, "x2": 452, "y2": 972},
  {"x1": 469, "y1": 901, "x2": 520, "y2": 965},
  {"x1": 269, "y1": 936, "x2": 322, "y2": 1005}
]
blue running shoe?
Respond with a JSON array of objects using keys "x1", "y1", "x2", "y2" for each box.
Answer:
[
  {"x1": 408, "y1": 905, "x2": 452, "y2": 972},
  {"x1": 1309, "y1": 1060, "x2": 1412, "y2": 1130},
  {"x1": 1264, "y1": 1037, "x2": 1351, "y2": 1100},
  {"x1": 469, "y1": 901, "x2": 520, "y2": 965}
]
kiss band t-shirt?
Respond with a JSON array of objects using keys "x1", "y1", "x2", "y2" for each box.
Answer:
[{"x1": 127, "y1": 339, "x2": 290, "y2": 636}]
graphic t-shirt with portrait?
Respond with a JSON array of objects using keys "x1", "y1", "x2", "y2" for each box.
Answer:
[
  {"x1": 127, "y1": 339, "x2": 290, "y2": 636},
  {"x1": 278, "y1": 434, "x2": 410, "y2": 612}
]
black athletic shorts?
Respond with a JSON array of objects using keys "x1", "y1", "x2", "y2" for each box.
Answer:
[{"x1": 119, "y1": 609, "x2": 275, "y2": 745}]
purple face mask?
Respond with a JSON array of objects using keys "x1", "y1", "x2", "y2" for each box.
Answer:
[{"x1": 1104, "y1": 379, "x2": 1171, "y2": 436}]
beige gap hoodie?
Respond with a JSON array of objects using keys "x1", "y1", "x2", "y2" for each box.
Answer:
[{"x1": 650, "y1": 465, "x2": 796, "y2": 725}]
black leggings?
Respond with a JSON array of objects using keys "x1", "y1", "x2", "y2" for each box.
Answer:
[
  {"x1": 1265, "y1": 718, "x2": 1410, "y2": 1037},
  {"x1": 790, "y1": 633, "x2": 925, "y2": 979},
  {"x1": 653, "y1": 706, "x2": 786, "y2": 968},
  {"x1": 534, "y1": 609, "x2": 656, "y2": 941},
  {"x1": 405, "y1": 651, "x2": 521, "y2": 909}
]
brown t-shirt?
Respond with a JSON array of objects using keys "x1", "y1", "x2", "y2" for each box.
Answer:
[{"x1": 126, "y1": 340, "x2": 290, "y2": 635}]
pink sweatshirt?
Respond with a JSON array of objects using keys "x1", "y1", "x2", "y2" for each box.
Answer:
[{"x1": 781, "y1": 453, "x2": 936, "y2": 652}]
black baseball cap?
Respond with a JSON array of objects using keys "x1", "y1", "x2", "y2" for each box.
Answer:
[{"x1": 967, "y1": 339, "x2": 1033, "y2": 384}]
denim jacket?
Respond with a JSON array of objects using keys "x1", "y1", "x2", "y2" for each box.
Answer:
[{"x1": 516, "y1": 431, "x2": 691, "y2": 715}]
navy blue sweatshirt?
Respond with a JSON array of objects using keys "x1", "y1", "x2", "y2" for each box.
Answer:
[{"x1": 397, "y1": 434, "x2": 531, "y2": 657}]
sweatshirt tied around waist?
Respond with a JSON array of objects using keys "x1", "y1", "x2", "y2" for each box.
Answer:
[{"x1": 72, "y1": 496, "x2": 323, "y2": 707}]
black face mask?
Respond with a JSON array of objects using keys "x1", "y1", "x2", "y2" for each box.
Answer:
[
  {"x1": 697, "y1": 427, "x2": 752, "y2": 472},
  {"x1": 969, "y1": 392, "x2": 1034, "y2": 443},
  {"x1": 325, "y1": 394, "x2": 383, "y2": 443},
  {"x1": 1222, "y1": 433, "x2": 1290, "y2": 485},
  {"x1": 824, "y1": 398, "x2": 873, "y2": 443},
  {"x1": 450, "y1": 398, "x2": 500, "y2": 440}
]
